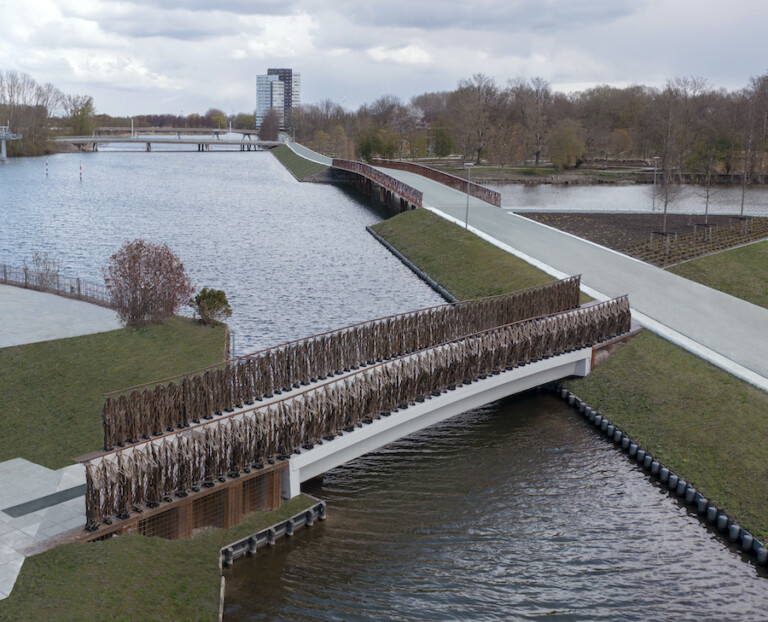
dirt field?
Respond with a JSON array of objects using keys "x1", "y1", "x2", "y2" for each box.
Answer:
[{"x1": 522, "y1": 213, "x2": 760, "y2": 253}]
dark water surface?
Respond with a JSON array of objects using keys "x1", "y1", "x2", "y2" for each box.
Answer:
[
  {"x1": 3, "y1": 152, "x2": 767, "y2": 619},
  {"x1": 224, "y1": 393, "x2": 768, "y2": 621}
]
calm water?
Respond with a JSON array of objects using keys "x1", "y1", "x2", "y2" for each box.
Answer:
[
  {"x1": 224, "y1": 393, "x2": 768, "y2": 621},
  {"x1": 490, "y1": 182, "x2": 768, "y2": 215},
  {"x1": 0, "y1": 150, "x2": 443, "y2": 353},
  {"x1": 2, "y1": 152, "x2": 767, "y2": 618}
]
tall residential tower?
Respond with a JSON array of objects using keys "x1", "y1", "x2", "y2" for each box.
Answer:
[{"x1": 255, "y1": 68, "x2": 300, "y2": 128}]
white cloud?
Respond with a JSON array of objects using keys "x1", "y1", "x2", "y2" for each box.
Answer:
[{"x1": 367, "y1": 45, "x2": 432, "y2": 65}]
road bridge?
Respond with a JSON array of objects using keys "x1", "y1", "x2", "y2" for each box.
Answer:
[
  {"x1": 54, "y1": 135, "x2": 282, "y2": 152},
  {"x1": 0, "y1": 125, "x2": 22, "y2": 161}
]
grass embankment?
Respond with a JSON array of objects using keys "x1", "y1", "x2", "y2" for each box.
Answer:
[
  {"x1": 374, "y1": 207, "x2": 768, "y2": 543},
  {"x1": 371, "y1": 208, "x2": 593, "y2": 301},
  {"x1": 270, "y1": 144, "x2": 328, "y2": 180},
  {"x1": 2, "y1": 495, "x2": 317, "y2": 620},
  {"x1": 0, "y1": 316, "x2": 227, "y2": 469},
  {"x1": 564, "y1": 330, "x2": 768, "y2": 541},
  {"x1": 667, "y1": 241, "x2": 768, "y2": 309}
]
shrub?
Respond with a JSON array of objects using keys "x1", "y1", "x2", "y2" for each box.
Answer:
[
  {"x1": 103, "y1": 239, "x2": 194, "y2": 327},
  {"x1": 24, "y1": 251, "x2": 60, "y2": 290},
  {"x1": 189, "y1": 288, "x2": 232, "y2": 326}
]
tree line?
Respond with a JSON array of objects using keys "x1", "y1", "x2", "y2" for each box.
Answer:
[{"x1": 292, "y1": 72, "x2": 768, "y2": 185}]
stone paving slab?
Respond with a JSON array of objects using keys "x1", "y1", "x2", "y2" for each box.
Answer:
[
  {"x1": 0, "y1": 458, "x2": 86, "y2": 600},
  {"x1": 0, "y1": 284, "x2": 121, "y2": 348}
]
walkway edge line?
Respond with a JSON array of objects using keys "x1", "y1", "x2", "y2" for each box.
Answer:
[
  {"x1": 366, "y1": 225, "x2": 457, "y2": 303},
  {"x1": 425, "y1": 206, "x2": 768, "y2": 394}
]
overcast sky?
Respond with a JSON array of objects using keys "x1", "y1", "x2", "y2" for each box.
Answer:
[{"x1": 2, "y1": 0, "x2": 767, "y2": 117}]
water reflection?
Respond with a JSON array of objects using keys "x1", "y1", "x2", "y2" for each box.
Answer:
[{"x1": 224, "y1": 392, "x2": 768, "y2": 620}]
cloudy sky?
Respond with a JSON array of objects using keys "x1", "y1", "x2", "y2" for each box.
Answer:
[{"x1": 1, "y1": 0, "x2": 767, "y2": 116}]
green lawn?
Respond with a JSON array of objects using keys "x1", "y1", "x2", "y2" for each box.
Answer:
[
  {"x1": 565, "y1": 330, "x2": 768, "y2": 542},
  {"x1": 667, "y1": 240, "x2": 768, "y2": 309},
  {"x1": 2, "y1": 495, "x2": 317, "y2": 621},
  {"x1": 0, "y1": 316, "x2": 228, "y2": 469},
  {"x1": 371, "y1": 208, "x2": 577, "y2": 300},
  {"x1": 270, "y1": 144, "x2": 329, "y2": 180}
]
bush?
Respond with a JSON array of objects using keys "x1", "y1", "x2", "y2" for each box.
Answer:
[
  {"x1": 189, "y1": 288, "x2": 232, "y2": 326},
  {"x1": 103, "y1": 239, "x2": 194, "y2": 327}
]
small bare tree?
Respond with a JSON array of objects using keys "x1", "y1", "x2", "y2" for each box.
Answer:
[
  {"x1": 24, "y1": 251, "x2": 60, "y2": 291},
  {"x1": 103, "y1": 240, "x2": 194, "y2": 327}
]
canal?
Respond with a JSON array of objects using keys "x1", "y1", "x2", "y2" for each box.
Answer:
[{"x1": 2, "y1": 150, "x2": 766, "y2": 618}]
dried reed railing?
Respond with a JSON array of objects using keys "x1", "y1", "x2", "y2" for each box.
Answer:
[
  {"x1": 85, "y1": 296, "x2": 630, "y2": 529},
  {"x1": 101, "y1": 277, "x2": 582, "y2": 449}
]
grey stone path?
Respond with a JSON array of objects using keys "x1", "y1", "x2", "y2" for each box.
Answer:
[
  {"x1": 376, "y1": 167, "x2": 768, "y2": 392},
  {"x1": 0, "y1": 286, "x2": 118, "y2": 599},
  {"x1": 0, "y1": 284, "x2": 121, "y2": 348}
]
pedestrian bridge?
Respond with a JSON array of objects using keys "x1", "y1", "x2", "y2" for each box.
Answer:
[{"x1": 82, "y1": 277, "x2": 631, "y2": 532}]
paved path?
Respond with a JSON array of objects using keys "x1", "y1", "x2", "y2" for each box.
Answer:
[
  {"x1": 375, "y1": 167, "x2": 768, "y2": 391},
  {"x1": 0, "y1": 285, "x2": 121, "y2": 348},
  {"x1": 0, "y1": 286, "x2": 118, "y2": 598}
]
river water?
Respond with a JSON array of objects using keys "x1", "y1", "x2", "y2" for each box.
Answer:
[{"x1": 2, "y1": 150, "x2": 767, "y2": 619}]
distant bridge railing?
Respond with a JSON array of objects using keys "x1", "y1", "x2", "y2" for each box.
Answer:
[
  {"x1": 100, "y1": 277, "x2": 582, "y2": 449},
  {"x1": 332, "y1": 158, "x2": 423, "y2": 208},
  {"x1": 1, "y1": 263, "x2": 111, "y2": 308},
  {"x1": 371, "y1": 159, "x2": 502, "y2": 207},
  {"x1": 85, "y1": 295, "x2": 631, "y2": 529}
]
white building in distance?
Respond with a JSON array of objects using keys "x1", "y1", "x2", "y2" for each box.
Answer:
[{"x1": 255, "y1": 68, "x2": 300, "y2": 128}]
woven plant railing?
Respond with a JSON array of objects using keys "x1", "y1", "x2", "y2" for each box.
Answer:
[
  {"x1": 370, "y1": 159, "x2": 502, "y2": 207},
  {"x1": 332, "y1": 158, "x2": 423, "y2": 207},
  {"x1": 101, "y1": 277, "x2": 582, "y2": 449},
  {"x1": 85, "y1": 295, "x2": 630, "y2": 528}
]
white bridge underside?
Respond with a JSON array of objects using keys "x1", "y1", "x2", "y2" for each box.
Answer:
[{"x1": 283, "y1": 347, "x2": 592, "y2": 497}]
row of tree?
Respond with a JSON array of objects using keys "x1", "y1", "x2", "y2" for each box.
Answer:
[
  {"x1": 0, "y1": 70, "x2": 97, "y2": 155},
  {"x1": 292, "y1": 72, "x2": 768, "y2": 184}
]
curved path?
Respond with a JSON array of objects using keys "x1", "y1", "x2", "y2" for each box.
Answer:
[{"x1": 373, "y1": 166, "x2": 768, "y2": 392}]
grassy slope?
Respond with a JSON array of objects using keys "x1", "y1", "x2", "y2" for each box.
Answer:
[
  {"x1": 667, "y1": 241, "x2": 768, "y2": 309},
  {"x1": 566, "y1": 330, "x2": 768, "y2": 541},
  {"x1": 375, "y1": 207, "x2": 768, "y2": 542},
  {"x1": 270, "y1": 144, "x2": 328, "y2": 180},
  {"x1": 372, "y1": 208, "x2": 559, "y2": 299},
  {"x1": 2, "y1": 495, "x2": 316, "y2": 621},
  {"x1": 0, "y1": 316, "x2": 227, "y2": 468}
]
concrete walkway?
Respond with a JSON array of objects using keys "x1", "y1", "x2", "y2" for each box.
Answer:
[
  {"x1": 0, "y1": 284, "x2": 121, "y2": 348},
  {"x1": 375, "y1": 166, "x2": 768, "y2": 392},
  {"x1": 0, "y1": 286, "x2": 119, "y2": 599}
]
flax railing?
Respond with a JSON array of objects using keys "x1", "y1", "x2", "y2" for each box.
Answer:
[
  {"x1": 85, "y1": 295, "x2": 630, "y2": 529},
  {"x1": 101, "y1": 277, "x2": 582, "y2": 449}
]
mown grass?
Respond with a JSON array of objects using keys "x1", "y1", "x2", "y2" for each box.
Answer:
[
  {"x1": 270, "y1": 144, "x2": 328, "y2": 180},
  {"x1": 667, "y1": 241, "x2": 768, "y2": 309},
  {"x1": 0, "y1": 316, "x2": 227, "y2": 469},
  {"x1": 1, "y1": 495, "x2": 317, "y2": 621},
  {"x1": 371, "y1": 208, "x2": 591, "y2": 303},
  {"x1": 565, "y1": 330, "x2": 768, "y2": 542}
]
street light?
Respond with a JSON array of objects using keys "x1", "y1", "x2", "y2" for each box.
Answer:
[
  {"x1": 652, "y1": 156, "x2": 659, "y2": 211},
  {"x1": 464, "y1": 163, "x2": 474, "y2": 230}
]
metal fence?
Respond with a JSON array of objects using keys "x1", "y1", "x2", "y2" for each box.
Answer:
[
  {"x1": 0, "y1": 263, "x2": 112, "y2": 308},
  {"x1": 371, "y1": 159, "x2": 502, "y2": 207},
  {"x1": 85, "y1": 295, "x2": 631, "y2": 529},
  {"x1": 332, "y1": 158, "x2": 424, "y2": 207},
  {"x1": 101, "y1": 277, "x2": 582, "y2": 449}
]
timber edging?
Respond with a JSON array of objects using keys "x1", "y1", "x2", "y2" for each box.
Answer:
[
  {"x1": 550, "y1": 384, "x2": 768, "y2": 567},
  {"x1": 219, "y1": 495, "x2": 326, "y2": 568},
  {"x1": 366, "y1": 225, "x2": 458, "y2": 303}
]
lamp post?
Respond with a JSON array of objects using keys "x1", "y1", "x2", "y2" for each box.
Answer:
[
  {"x1": 652, "y1": 156, "x2": 659, "y2": 211},
  {"x1": 464, "y1": 163, "x2": 474, "y2": 230}
]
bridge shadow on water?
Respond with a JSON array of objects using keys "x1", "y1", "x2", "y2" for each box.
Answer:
[{"x1": 223, "y1": 389, "x2": 768, "y2": 621}]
